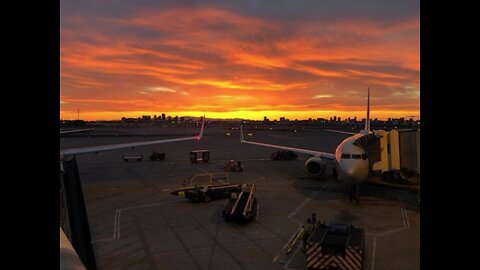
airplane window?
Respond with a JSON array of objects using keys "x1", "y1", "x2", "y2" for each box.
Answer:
[
  {"x1": 341, "y1": 154, "x2": 350, "y2": 159},
  {"x1": 351, "y1": 154, "x2": 361, "y2": 159},
  {"x1": 361, "y1": 153, "x2": 368, "y2": 159}
]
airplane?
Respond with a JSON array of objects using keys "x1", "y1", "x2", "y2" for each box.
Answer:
[
  {"x1": 60, "y1": 128, "x2": 95, "y2": 135},
  {"x1": 240, "y1": 89, "x2": 379, "y2": 191},
  {"x1": 60, "y1": 117, "x2": 205, "y2": 158}
]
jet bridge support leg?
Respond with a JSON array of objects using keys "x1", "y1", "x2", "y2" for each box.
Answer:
[{"x1": 61, "y1": 156, "x2": 97, "y2": 270}]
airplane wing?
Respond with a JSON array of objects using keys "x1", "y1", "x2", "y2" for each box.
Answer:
[
  {"x1": 239, "y1": 125, "x2": 335, "y2": 159},
  {"x1": 60, "y1": 118, "x2": 205, "y2": 157},
  {"x1": 324, "y1": 129, "x2": 356, "y2": 135},
  {"x1": 60, "y1": 128, "x2": 94, "y2": 134}
]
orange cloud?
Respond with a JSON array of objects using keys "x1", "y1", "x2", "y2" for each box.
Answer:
[{"x1": 61, "y1": 6, "x2": 419, "y2": 121}]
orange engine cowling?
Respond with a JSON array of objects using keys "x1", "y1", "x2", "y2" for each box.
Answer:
[{"x1": 305, "y1": 157, "x2": 326, "y2": 176}]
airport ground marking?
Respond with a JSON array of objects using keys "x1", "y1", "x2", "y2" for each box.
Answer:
[
  {"x1": 400, "y1": 197, "x2": 410, "y2": 229},
  {"x1": 288, "y1": 191, "x2": 319, "y2": 219},
  {"x1": 365, "y1": 196, "x2": 412, "y2": 269},
  {"x1": 283, "y1": 244, "x2": 302, "y2": 270},
  {"x1": 370, "y1": 236, "x2": 377, "y2": 270},
  {"x1": 112, "y1": 198, "x2": 186, "y2": 240},
  {"x1": 274, "y1": 178, "x2": 333, "y2": 264}
]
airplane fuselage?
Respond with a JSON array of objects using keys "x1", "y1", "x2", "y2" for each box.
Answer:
[{"x1": 333, "y1": 133, "x2": 370, "y2": 184}]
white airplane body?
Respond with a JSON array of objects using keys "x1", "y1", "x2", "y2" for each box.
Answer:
[{"x1": 240, "y1": 89, "x2": 374, "y2": 185}]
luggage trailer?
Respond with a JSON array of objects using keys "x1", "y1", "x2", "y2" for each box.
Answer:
[{"x1": 222, "y1": 184, "x2": 258, "y2": 222}]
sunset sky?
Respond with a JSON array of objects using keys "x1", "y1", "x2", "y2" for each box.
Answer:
[{"x1": 60, "y1": 0, "x2": 419, "y2": 121}]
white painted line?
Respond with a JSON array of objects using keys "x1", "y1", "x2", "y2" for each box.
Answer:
[
  {"x1": 376, "y1": 227, "x2": 407, "y2": 237},
  {"x1": 400, "y1": 197, "x2": 410, "y2": 229},
  {"x1": 288, "y1": 191, "x2": 319, "y2": 219},
  {"x1": 284, "y1": 244, "x2": 302, "y2": 270},
  {"x1": 111, "y1": 198, "x2": 187, "y2": 240},
  {"x1": 121, "y1": 198, "x2": 186, "y2": 211},
  {"x1": 113, "y1": 209, "x2": 119, "y2": 240},
  {"x1": 371, "y1": 236, "x2": 377, "y2": 270},
  {"x1": 117, "y1": 210, "x2": 122, "y2": 239}
]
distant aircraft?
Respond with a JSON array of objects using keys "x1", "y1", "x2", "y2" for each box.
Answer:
[
  {"x1": 60, "y1": 117, "x2": 205, "y2": 158},
  {"x1": 240, "y1": 89, "x2": 379, "y2": 189}
]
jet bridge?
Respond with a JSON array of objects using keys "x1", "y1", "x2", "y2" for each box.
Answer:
[{"x1": 372, "y1": 129, "x2": 420, "y2": 181}]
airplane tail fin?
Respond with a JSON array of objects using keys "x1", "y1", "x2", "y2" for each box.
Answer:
[
  {"x1": 197, "y1": 116, "x2": 205, "y2": 139},
  {"x1": 240, "y1": 125, "x2": 245, "y2": 143},
  {"x1": 364, "y1": 87, "x2": 371, "y2": 132}
]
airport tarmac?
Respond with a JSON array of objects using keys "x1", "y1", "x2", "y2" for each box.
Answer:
[{"x1": 60, "y1": 126, "x2": 420, "y2": 270}]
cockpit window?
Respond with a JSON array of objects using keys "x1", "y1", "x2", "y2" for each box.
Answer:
[
  {"x1": 361, "y1": 153, "x2": 368, "y2": 160},
  {"x1": 341, "y1": 154, "x2": 351, "y2": 159},
  {"x1": 351, "y1": 154, "x2": 361, "y2": 159}
]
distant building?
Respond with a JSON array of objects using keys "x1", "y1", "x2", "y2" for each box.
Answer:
[{"x1": 162, "y1": 113, "x2": 166, "y2": 120}]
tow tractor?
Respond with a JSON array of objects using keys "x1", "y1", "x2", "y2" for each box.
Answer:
[
  {"x1": 122, "y1": 154, "x2": 143, "y2": 162},
  {"x1": 222, "y1": 184, "x2": 258, "y2": 222},
  {"x1": 271, "y1": 150, "x2": 298, "y2": 160},
  {"x1": 224, "y1": 160, "x2": 244, "y2": 172},
  {"x1": 170, "y1": 173, "x2": 241, "y2": 202},
  {"x1": 149, "y1": 150, "x2": 165, "y2": 161}
]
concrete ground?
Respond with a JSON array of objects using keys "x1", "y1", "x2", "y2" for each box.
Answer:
[{"x1": 60, "y1": 126, "x2": 419, "y2": 270}]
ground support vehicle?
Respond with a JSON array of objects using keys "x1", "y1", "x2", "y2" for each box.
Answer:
[
  {"x1": 271, "y1": 150, "x2": 298, "y2": 160},
  {"x1": 190, "y1": 150, "x2": 210, "y2": 164},
  {"x1": 223, "y1": 160, "x2": 244, "y2": 172},
  {"x1": 305, "y1": 223, "x2": 365, "y2": 270},
  {"x1": 170, "y1": 173, "x2": 241, "y2": 202},
  {"x1": 122, "y1": 154, "x2": 143, "y2": 162},
  {"x1": 222, "y1": 184, "x2": 258, "y2": 222},
  {"x1": 149, "y1": 151, "x2": 165, "y2": 161}
]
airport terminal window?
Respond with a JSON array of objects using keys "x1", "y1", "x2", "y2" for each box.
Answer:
[
  {"x1": 341, "y1": 154, "x2": 351, "y2": 159},
  {"x1": 351, "y1": 154, "x2": 361, "y2": 159}
]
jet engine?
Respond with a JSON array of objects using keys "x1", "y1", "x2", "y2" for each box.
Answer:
[{"x1": 305, "y1": 157, "x2": 326, "y2": 176}]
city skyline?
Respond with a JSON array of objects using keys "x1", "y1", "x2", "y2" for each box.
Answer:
[
  {"x1": 61, "y1": 112, "x2": 419, "y2": 122},
  {"x1": 60, "y1": 0, "x2": 419, "y2": 121}
]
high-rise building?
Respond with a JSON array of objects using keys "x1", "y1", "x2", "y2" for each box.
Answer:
[{"x1": 162, "y1": 113, "x2": 166, "y2": 120}]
